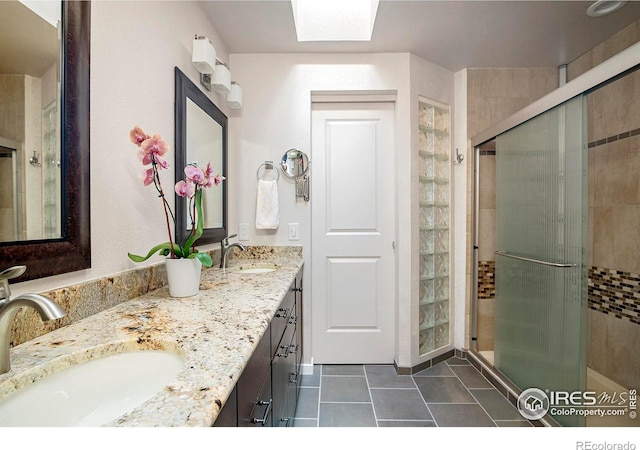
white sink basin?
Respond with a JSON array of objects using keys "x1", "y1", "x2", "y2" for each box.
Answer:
[
  {"x1": 0, "y1": 350, "x2": 184, "y2": 426},
  {"x1": 234, "y1": 264, "x2": 278, "y2": 274}
]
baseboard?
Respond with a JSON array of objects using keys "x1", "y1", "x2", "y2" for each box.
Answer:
[{"x1": 301, "y1": 358, "x2": 314, "y2": 375}]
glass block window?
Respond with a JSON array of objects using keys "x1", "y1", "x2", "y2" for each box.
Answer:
[{"x1": 418, "y1": 97, "x2": 450, "y2": 356}]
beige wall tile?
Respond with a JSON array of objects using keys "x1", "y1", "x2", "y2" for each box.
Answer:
[
  {"x1": 529, "y1": 68, "x2": 559, "y2": 101},
  {"x1": 603, "y1": 19, "x2": 640, "y2": 61},
  {"x1": 612, "y1": 205, "x2": 640, "y2": 274},
  {"x1": 588, "y1": 147, "x2": 595, "y2": 206},
  {"x1": 476, "y1": 298, "x2": 495, "y2": 351},
  {"x1": 568, "y1": 51, "x2": 593, "y2": 81},
  {"x1": 473, "y1": 96, "x2": 532, "y2": 136},
  {"x1": 590, "y1": 70, "x2": 640, "y2": 139},
  {"x1": 593, "y1": 206, "x2": 615, "y2": 269},
  {"x1": 588, "y1": 310, "x2": 640, "y2": 389},
  {"x1": 594, "y1": 137, "x2": 640, "y2": 207},
  {"x1": 588, "y1": 206, "x2": 594, "y2": 267},
  {"x1": 478, "y1": 209, "x2": 496, "y2": 262},
  {"x1": 568, "y1": 19, "x2": 640, "y2": 82},
  {"x1": 479, "y1": 154, "x2": 496, "y2": 209},
  {"x1": 593, "y1": 205, "x2": 640, "y2": 274},
  {"x1": 0, "y1": 75, "x2": 25, "y2": 142}
]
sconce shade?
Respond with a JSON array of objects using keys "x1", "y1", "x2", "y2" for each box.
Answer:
[
  {"x1": 192, "y1": 37, "x2": 216, "y2": 74},
  {"x1": 213, "y1": 64, "x2": 231, "y2": 95},
  {"x1": 227, "y1": 82, "x2": 242, "y2": 109}
]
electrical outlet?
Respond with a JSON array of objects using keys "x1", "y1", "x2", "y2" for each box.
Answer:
[
  {"x1": 239, "y1": 223, "x2": 250, "y2": 241},
  {"x1": 288, "y1": 223, "x2": 299, "y2": 241}
]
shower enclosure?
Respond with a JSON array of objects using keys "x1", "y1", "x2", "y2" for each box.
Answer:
[
  {"x1": 470, "y1": 42, "x2": 640, "y2": 427},
  {"x1": 493, "y1": 95, "x2": 587, "y2": 427}
]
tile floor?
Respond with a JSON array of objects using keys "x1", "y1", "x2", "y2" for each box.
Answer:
[{"x1": 293, "y1": 356, "x2": 534, "y2": 427}]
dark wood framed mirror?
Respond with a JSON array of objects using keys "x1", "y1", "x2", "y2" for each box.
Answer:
[
  {"x1": 0, "y1": 1, "x2": 90, "y2": 282},
  {"x1": 174, "y1": 67, "x2": 228, "y2": 247}
]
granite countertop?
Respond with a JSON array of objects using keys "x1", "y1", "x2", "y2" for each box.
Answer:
[{"x1": 0, "y1": 248, "x2": 303, "y2": 427}]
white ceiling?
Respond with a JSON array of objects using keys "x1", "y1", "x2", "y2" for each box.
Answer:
[
  {"x1": 0, "y1": 2, "x2": 58, "y2": 77},
  {"x1": 203, "y1": 0, "x2": 640, "y2": 71}
]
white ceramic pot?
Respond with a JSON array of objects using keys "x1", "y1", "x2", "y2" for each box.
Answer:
[{"x1": 165, "y1": 257, "x2": 202, "y2": 297}]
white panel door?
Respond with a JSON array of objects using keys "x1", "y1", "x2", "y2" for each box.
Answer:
[{"x1": 311, "y1": 102, "x2": 396, "y2": 364}]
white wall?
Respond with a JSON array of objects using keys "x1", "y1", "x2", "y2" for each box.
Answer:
[
  {"x1": 14, "y1": 0, "x2": 229, "y2": 296},
  {"x1": 453, "y1": 69, "x2": 468, "y2": 350},
  {"x1": 229, "y1": 52, "x2": 455, "y2": 368}
]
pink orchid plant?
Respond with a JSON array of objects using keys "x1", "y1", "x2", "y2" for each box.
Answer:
[{"x1": 127, "y1": 125, "x2": 224, "y2": 268}]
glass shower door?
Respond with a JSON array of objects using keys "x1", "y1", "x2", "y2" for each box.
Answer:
[{"x1": 494, "y1": 95, "x2": 587, "y2": 427}]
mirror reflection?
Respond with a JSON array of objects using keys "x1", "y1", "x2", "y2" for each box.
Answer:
[
  {"x1": 186, "y1": 98, "x2": 223, "y2": 229},
  {"x1": 281, "y1": 148, "x2": 309, "y2": 178},
  {"x1": 175, "y1": 67, "x2": 228, "y2": 246},
  {"x1": 0, "y1": 1, "x2": 62, "y2": 243}
]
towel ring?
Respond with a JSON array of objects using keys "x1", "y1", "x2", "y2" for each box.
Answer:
[{"x1": 256, "y1": 160, "x2": 280, "y2": 182}]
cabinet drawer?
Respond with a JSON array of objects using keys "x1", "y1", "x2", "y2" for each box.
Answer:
[{"x1": 270, "y1": 286, "x2": 295, "y2": 358}]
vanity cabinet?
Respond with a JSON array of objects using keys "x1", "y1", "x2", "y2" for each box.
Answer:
[{"x1": 214, "y1": 270, "x2": 302, "y2": 427}]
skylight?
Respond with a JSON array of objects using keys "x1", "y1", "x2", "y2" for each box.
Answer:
[{"x1": 291, "y1": 0, "x2": 380, "y2": 42}]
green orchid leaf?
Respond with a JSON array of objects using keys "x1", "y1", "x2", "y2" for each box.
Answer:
[
  {"x1": 128, "y1": 242, "x2": 174, "y2": 263},
  {"x1": 190, "y1": 251, "x2": 213, "y2": 268}
]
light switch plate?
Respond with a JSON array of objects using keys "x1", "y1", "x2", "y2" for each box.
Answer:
[
  {"x1": 288, "y1": 223, "x2": 299, "y2": 241},
  {"x1": 239, "y1": 223, "x2": 250, "y2": 241}
]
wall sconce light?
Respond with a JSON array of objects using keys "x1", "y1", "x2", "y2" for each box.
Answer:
[
  {"x1": 212, "y1": 62, "x2": 231, "y2": 95},
  {"x1": 227, "y1": 82, "x2": 242, "y2": 109},
  {"x1": 192, "y1": 35, "x2": 216, "y2": 74}
]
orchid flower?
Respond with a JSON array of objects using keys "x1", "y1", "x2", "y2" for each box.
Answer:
[{"x1": 127, "y1": 126, "x2": 223, "y2": 269}]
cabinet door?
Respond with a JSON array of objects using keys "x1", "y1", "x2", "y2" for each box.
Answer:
[{"x1": 213, "y1": 385, "x2": 237, "y2": 427}]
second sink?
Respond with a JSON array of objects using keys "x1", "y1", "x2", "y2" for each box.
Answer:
[{"x1": 233, "y1": 263, "x2": 278, "y2": 274}]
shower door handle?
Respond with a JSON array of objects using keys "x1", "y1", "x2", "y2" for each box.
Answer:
[{"x1": 495, "y1": 251, "x2": 576, "y2": 268}]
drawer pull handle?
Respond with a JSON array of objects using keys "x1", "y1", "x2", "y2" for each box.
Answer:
[
  {"x1": 277, "y1": 344, "x2": 290, "y2": 358},
  {"x1": 251, "y1": 399, "x2": 272, "y2": 426},
  {"x1": 289, "y1": 372, "x2": 299, "y2": 384},
  {"x1": 275, "y1": 307, "x2": 289, "y2": 318},
  {"x1": 293, "y1": 287, "x2": 303, "y2": 292},
  {"x1": 289, "y1": 344, "x2": 299, "y2": 354}
]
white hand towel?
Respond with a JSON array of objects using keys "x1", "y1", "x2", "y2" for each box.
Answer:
[{"x1": 255, "y1": 179, "x2": 280, "y2": 229}]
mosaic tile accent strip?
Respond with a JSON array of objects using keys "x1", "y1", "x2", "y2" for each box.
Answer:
[
  {"x1": 477, "y1": 261, "x2": 495, "y2": 299},
  {"x1": 588, "y1": 266, "x2": 640, "y2": 326},
  {"x1": 588, "y1": 127, "x2": 640, "y2": 148}
]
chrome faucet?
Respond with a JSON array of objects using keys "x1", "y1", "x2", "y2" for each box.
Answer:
[
  {"x1": 0, "y1": 266, "x2": 67, "y2": 374},
  {"x1": 220, "y1": 234, "x2": 247, "y2": 269}
]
